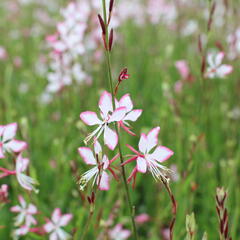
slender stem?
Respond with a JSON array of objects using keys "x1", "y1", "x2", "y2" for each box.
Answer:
[
  {"x1": 101, "y1": 0, "x2": 138, "y2": 239},
  {"x1": 161, "y1": 178, "x2": 177, "y2": 240}
]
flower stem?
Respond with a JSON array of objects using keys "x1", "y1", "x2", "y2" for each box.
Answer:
[
  {"x1": 101, "y1": 0, "x2": 138, "y2": 239},
  {"x1": 161, "y1": 177, "x2": 177, "y2": 240}
]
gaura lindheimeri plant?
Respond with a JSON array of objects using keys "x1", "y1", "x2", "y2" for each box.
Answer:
[
  {"x1": 205, "y1": 51, "x2": 233, "y2": 79},
  {"x1": 75, "y1": 1, "x2": 176, "y2": 239},
  {"x1": 80, "y1": 90, "x2": 127, "y2": 150},
  {"x1": 11, "y1": 195, "x2": 38, "y2": 227},
  {"x1": 123, "y1": 127, "x2": 174, "y2": 186},
  {"x1": 78, "y1": 140, "x2": 119, "y2": 190},
  {"x1": 0, "y1": 123, "x2": 27, "y2": 159},
  {"x1": 44, "y1": 208, "x2": 72, "y2": 240},
  {"x1": 108, "y1": 224, "x2": 131, "y2": 240}
]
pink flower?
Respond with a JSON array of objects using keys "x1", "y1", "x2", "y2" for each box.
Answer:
[
  {"x1": 0, "y1": 123, "x2": 27, "y2": 159},
  {"x1": 15, "y1": 154, "x2": 39, "y2": 193},
  {"x1": 205, "y1": 52, "x2": 233, "y2": 78},
  {"x1": 80, "y1": 91, "x2": 126, "y2": 150},
  {"x1": 10, "y1": 195, "x2": 37, "y2": 227},
  {"x1": 115, "y1": 94, "x2": 142, "y2": 135},
  {"x1": 123, "y1": 127, "x2": 174, "y2": 185},
  {"x1": 13, "y1": 225, "x2": 30, "y2": 237},
  {"x1": 108, "y1": 224, "x2": 131, "y2": 240},
  {"x1": 44, "y1": 208, "x2": 72, "y2": 240},
  {"x1": 78, "y1": 141, "x2": 119, "y2": 191},
  {"x1": 0, "y1": 46, "x2": 8, "y2": 60},
  {"x1": 135, "y1": 213, "x2": 150, "y2": 224},
  {"x1": 0, "y1": 184, "x2": 9, "y2": 203}
]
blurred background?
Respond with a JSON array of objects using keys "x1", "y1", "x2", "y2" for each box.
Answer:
[{"x1": 0, "y1": 0, "x2": 239, "y2": 239}]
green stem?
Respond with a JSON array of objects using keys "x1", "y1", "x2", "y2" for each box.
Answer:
[{"x1": 101, "y1": 0, "x2": 138, "y2": 239}]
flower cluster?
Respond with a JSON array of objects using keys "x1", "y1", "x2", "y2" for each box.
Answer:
[
  {"x1": 0, "y1": 123, "x2": 38, "y2": 192},
  {"x1": 78, "y1": 84, "x2": 174, "y2": 191},
  {"x1": 10, "y1": 196, "x2": 72, "y2": 239}
]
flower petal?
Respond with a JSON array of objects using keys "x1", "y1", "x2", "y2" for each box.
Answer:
[
  {"x1": 59, "y1": 214, "x2": 72, "y2": 226},
  {"x1": 118, "y1": 94, "x2": 133, "y2": 112},
  {"x1": 5, "y1": 140, "x2": 27, "y2": 153},
  {"x1": 137, "y1": 157, "x2": 147, "y2": 173},
  {"x1": 150, "y1": 146, "x2": 174, "y2": 162},
  {"x1": 52, "y1": 208, "x2": 61, "y2": 224},
  {"x1": 108, "y1": 107, "x2": 126, "y2": 123},
  {"x1": 138, "y1": 133, "x2": 147, "y2": 154},
  {"x1": 102, "y1": 155, "x2": 109, "y2": 170},
  {"x1": 98, "y1": 91, "x2": 113, "y2": 118},
  {"x1": 217, "y1": 65, "x2": 233, "y2": 77},
  {"x1": 2, "y1": 123, "x2": 17, "y2": 142},
  {"x1": 0, "y1": 146, "x2": 5, "y2": 159},
  {"x1": 124, "y1": 109, "x2": 142, "y2": 122},
  {"x1": 94, "y1": 140, "x2": 102, "y2": 154},
  {"x1": 104, "y1": 126, "x2": 118, "y2": 150},
  {"x1": 80, "y1": 111, "x2": 102, "y2": 126},
  {"x1": 215, "y1": 52, "x2": 224, "y2": 66},
  {"x1": 78, "y1": 147, "x2": 96, "y2": 165},
  {"x1": 147, "y1": 127, "x2": 160, "y2": 152},
  {"x1": 50, "y1": 231, "x2": 58, "y2": 240},
  {"x1": 16, "y1": 154, "x2": 29, "y2": 173},
  {"x1": 44, "y1": 222, "x2": 55, "y2": 233},
  {"x1": 27, "y1": 204, "x2": 37, "y2": 214},
  {"x1": 99, "y1": 171, "x2": 110, "y2": 191}
]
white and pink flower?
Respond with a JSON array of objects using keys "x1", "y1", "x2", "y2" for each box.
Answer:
[
  {"x1": 44, "y1": 208, "x2": 72, "y2": 240},
  {"x1": 108, "y1": 224, "x2": 131, "y2": 240},
  {"x1": 0, "y1": 123, "x2": 27, "y2": 159},
  {"x1": 11, "y1": 195, "x2": 37, "y2": 227},
  {"x1": 78, "y1": 141, "x2": 119, "y2": 191},
  {"x1": 115, "y1": 94, "x2": 142, "y2": 136},
  {"x1": 80, "y1": 91, "x2": 126, "y2": 150},
  {"x1": 15, "y1": 154, "x2": 39, "y2": 193},
  {"x1": 205, "y1": 52, "x2": 233, "y2": 79},
  {"x1": 123, "y1": 127, "x2": 174, "y2": 185}
]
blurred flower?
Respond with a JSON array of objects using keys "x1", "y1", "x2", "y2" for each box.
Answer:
[
  {"x1": 115, "y1": 94, "x2": 142, "y2": 136},
  {"x1": 108, "y1": 224, "x2": 131, "y2": 240},
  {"x1": 135, "y1": 213, "x2": 150, "y2": 224},
  {"x1": 0, "y1": 123, "x2": 27, "y2": 159},
  {"x1": 44, "y1": 208, "x2": 72, "y2": 240},
  {"x1": 0, "y1": 184, "x2": 9, "y2": 204},
  {"x1": 181, "y1": 20, "x2": 198, "y2": 37},
  {"x1": 205, "y1": 52, "x2": 233, "y2": 78},
  {"x1": 170, "y1": 164, "x2": 180, "y2": 182},
  {"x1": 227, "y1": 28, "x2": 240, "y2": 60},
  {"x1": 78, "y1": 141, "x2": 119, "y2": 191},
  {"x1": 228, "y1": 107, "x2": 240, "y2": 120},
  {"x1": 161, "y1": 227, "x2": 170, "y2": 240},
  {"x1": 0, "y1": 46, "x2": 8, "y2": 60},
  {"x1": 11, "y1": 195, "x2": 37, "y2": 227},
  {"x1": 80, "y1": 91, "x2": 126, "y2": 150},
  {"x1": 15, "y1": 154, "x2": 39, "y2": 193},
  {"x1": 124, "y1": 127, "x2": 174, "y2": 185},
  {"x1": 147, "y1": 0, "x2": 177, "y2": 26}
]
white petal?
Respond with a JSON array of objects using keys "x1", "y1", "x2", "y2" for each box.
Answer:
[
  {"x1": 108, "y1": 107, "x2": 126, "y2": 123},
  {"x1": 52, "y1": 208, "x2": 61, "y2": 224},
  {"x1": 150, "y1": 146, "x2": 174, "y2": 162},
  {"x1": 215, "y1": 52, "x2": 224, "y2": 66},
  {"x1": 4, "y1": 140, "x2": 27, "y2": 153},
  {"x1": 137, "y1": 157, "x2": 147, "y2": 173},
  {"x1": 80, "y1": 111, "x2": 102, "y2": 126},
  {"x1": 147, "y1": 127, "x2": 160, "y2": 152},
  {"x1": 99, "y1": 171, "x2": 110, "y2": 191},
  {"x1": 59, "y1": 214, "x2": 72, "y2": 226},
  {"x1": 104, "y1": 126, "x2": 118, "y2": 150},
  {"x1": 138, "y1": 133, "x2": 147, "y2": 154},
  {"x1": 98, "y1": 91, "x2": 113, "y2": 118},
  {"x1": 2, "y1": 123, "x2": 17, "y2": 142},
  {"x1": 216, "y1": 65, "x2": 233, "y2": 78},
  {"x1": 78, "y1": 147, "x2": 96, "y2": 165},
  {"x1": 118, "y1": 94, "x2": 133, "y2": 112},
  {"x1": 124, "y1": 109, "x2": 142, "y2": 122}
]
